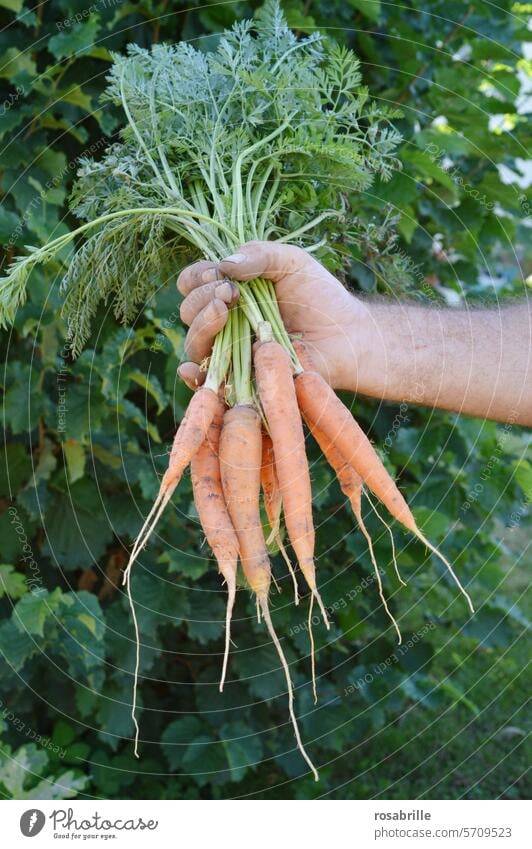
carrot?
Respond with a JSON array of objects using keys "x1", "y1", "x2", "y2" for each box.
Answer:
[
  {"x1": 295, "y1": 365, "x2": 474, "y2": 613},
  {"x1": 219, "y1": 403, "x2": 318, "y2": 780},
  {"x1": 307, "y1": 419, "x2": 402, "y2": 643},
  {"x1": 254, "y1": 336, "x2": 330, "y2": 629},
  {"x1": 191, "y1": 396, "x2": 239, "y2": 691},
  {"x1": 122, "y1": 385, "x2": 221, "y2": 757},
  {"x1": 295, "y1": 341, "x2": 406, "y2": 608},
  {"x1": 219, "y1": 405, "x2": 271, "y2": 596},
  {"x1": 261, "y1": 432, "x2": 299, "y2": 604},
  {"x1": 124, "y1": 386, "x2": 221, "y2": 581}
]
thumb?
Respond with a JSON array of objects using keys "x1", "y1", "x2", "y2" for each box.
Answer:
[{"x1": 218, "y1": 241, "x2": 308, "y2": 284}]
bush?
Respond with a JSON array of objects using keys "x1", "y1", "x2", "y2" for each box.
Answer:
[{"x1": 0, "y1": 0, "x2": 530, "y2": 799}]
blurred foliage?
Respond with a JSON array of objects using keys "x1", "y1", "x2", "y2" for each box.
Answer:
[{"x1": 0, "y1": 0, "x2": 530, "y2": 799}]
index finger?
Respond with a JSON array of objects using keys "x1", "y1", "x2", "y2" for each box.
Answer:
[{"x1": 177, "y1": 260, "x2": 222, "y2": 295}]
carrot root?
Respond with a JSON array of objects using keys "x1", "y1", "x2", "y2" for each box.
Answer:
[
  {"x1": 123, "y1": 486, "x2": 176, "y2": 587},
  {"x1": 219, "y1": 572, "x2": 236, "y2": 692},
  {"x1": 124, "y1": 567, "x2": 141, "y2": 759},
  {"x1": 308, "y1": 593, "x2": 318, "y2": 705},
  {"x1": 366, "y1": 491, "x2": 407, "y2": 588},
  {"x1": 357, "y1": 511, "x2": 402, "y2": 644},
  {"x1": 275, "y1": 533, "x2": 299, "y2": 604},
  {"x1": 259, "y1": 593, "x2": 319, "y2": 782},
  {"x1": 313, "y1": 587, "x2": 330, "y2": 630},
  {"x1": 415, "y1": 530, "x2": 474, "y2": 614}
]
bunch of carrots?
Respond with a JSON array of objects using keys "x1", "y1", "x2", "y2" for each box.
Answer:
[
  {"x1": 123, "y1": 292, "x2": 473, "y2": 780},
  {"x1": 0, "y1": 5, "x2": 474, "y2": 780}
]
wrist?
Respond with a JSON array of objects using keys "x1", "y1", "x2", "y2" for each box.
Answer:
[{"x1": 330, "y1": 299, "x2": 377, "y2": 393}]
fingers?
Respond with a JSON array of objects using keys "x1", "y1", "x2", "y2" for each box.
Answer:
[
  {"x1": 177, "y1": 260, "x2": 222, "y2": 296},
  {"x1": 180, "y1": 279, "x2": 238, "y2": 326},
  {"x1": 184, "y1": 298, "x2": 229, "y2": 364},
  {"x1": 177, "y1": 362, "x2": 205, "y2": 391},
  {"x1": 218, "y1": 240, "x2": 308, "y2": 283}
]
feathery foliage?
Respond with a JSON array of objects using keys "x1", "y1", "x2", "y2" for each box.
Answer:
[{"x1": 0, "y1": 0, "x2": 401, "y2": 354}]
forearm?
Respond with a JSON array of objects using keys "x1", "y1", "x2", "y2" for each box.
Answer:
[{"x1": 337, "y1": 300, "x2": 532, "y2": 425}]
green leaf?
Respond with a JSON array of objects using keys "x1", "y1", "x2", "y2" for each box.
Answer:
[
  {"x1": 411, "y1": 507, "x2": 450, "y2": 539},
  {"x1": 48, "y1": 18, "x2": 101, "y2": 61},
  {"x1": 401, "y1": 148, "x2": 459, "y2": 195},
  {"x1": 438, "y1": 680, "x2": 480, "y2": 716},
  {"x1": 462, "y1": 602, "x2": 517, "y2": 648},
  {"x1": 348, "y1": 0, "x2": 381, "y2": 21},
  {"x1": 220, "y1": 720, "x2": 264, "y2": 782},
  {"x1": 116, "y1": 399, "x2": 161, "y2": 443},
  {"x1": 0, "y1": 206, "x2": 20, "y2": 241},
  {"x1": 161, "y1": 716, "x2": 205, "y2": 770},
  {"x1": 4, "y1": 367, "x2": 49, "y2": 435},
  {"x1": 0, "y1": 564, "x2": 28, "y2": 599},
  {"x1": 0, "y1": 47, "x2": 36, "y2": 79},
  {"x1": 63, "y1": 439, "x2": 86, "y2": 483},
  {"x1": 0, "y1": 0, "x2": 23, "y2": 12},
  {"x1": 181, "y1": 736, "x2": 229, "y2": 785},
  {"x1": 0, "y1": 744, "x2": 47, "y2": 796},
  {"x1": 42, "y1": 479, "x2": 114, "y2": 569},
  {"x1": 129, "y1": 370, "x2": 168, "y2": 414},
  {"x1": 0, "y1": 619, "x2": 37, "y2": 670},
  {"x1": 25, "y1": 769, "x2": 88, "y2": 800},
  {"x1": 513, "y1": 459, "x2": 532, "y2": 496},
  {"x1": 13, "y1": 587, "x2": 63, "y2": 637},
  {"x1": 0, "y1": 443, "x2": 31, "y2": 495}
]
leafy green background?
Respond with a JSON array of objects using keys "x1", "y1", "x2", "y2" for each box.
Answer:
[{"x1": 0, "y1": 0, "x2": 530, "y2": 799}]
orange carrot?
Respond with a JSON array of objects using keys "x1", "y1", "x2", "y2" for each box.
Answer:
[
  {"x1": 219, "y1": 405, "x2": 271, "y2": 597},
  {"x1": 191, "y1": 396, "x2": 239, "y2": 691},
  {"x1": 122, "y1": 385, "x2": 221, "y2": 758},
  {"x1": 295, "y1": 366, "x2": 473, "y2": 613},
  {"x1": 254, "y1": 337, "x2": 330, "y2": 629},
  {"x1": 294, "y1": 341, "x2": 406, "y2": 587},
  {"x1": 219, "y1": 403, "x2": 318, "y2": 780},
  {"x1": 261, "y1": 432, "x2": 299, "y2": 604},
  {"x1": 124, "y1": 386, "x2": 221, "y2": 580},
  {"x1": 308, "y1": 420, "x2": 402, "y2": 643}
]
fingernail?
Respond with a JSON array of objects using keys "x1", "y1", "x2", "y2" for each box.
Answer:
[
  {"x1": 214, "y1": 281, "x2": 233, "y2": 301},
  {"x1": 201, "y1": 267, "x2": 219, "y2": 283},
  {"x1": 205, "y1": 300, "x2": 220, "y2": 321},
  {"x1": 223, "y1": 253, "x2": 245, "y2": 264}
]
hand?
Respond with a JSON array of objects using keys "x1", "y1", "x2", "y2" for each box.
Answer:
[{"x1": 176, "y1": 240, "x2": 365, "y2": 390}]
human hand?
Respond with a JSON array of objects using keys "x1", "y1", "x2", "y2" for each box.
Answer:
[{"x1": 176, "y1": 240, "x2": 367, "y2": 391}]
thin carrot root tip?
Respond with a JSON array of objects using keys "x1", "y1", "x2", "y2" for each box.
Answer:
[
  {"x1": 124, "y1": 567, "x2": 141, "y2": 762},
  {"x1": 365, "y1": 491, "x2": 407, "y2": 587},
  {"x1": 416, "y1": 530, "x2": 475, "y2": 614},
  {"x1": 219, "y1": 577, "x2": 236, "y2": 693},
  {"x1": 359, "y1": 516, "x2": 402, "y2": 645},
  {"x1": 124, "y1": 486, "x2": 176, "y2": 585},
  {"x1": 308, "y1": 594, "x2": 318, "y2": 705},
  {"x1": 313, "y1": 588, "x2": 330, "y2": 630},
  {"x1": 259, "y1": 594, "x2": 319, "y2": 782},
  {"x1": 276, "y1": 536, "x2": 299, "y2": 605}
]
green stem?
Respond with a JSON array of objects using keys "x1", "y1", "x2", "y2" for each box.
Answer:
[
  {"x1": 239, "y1": 310, "x2": 253, "y2": 405},
  {"x1": 238, "y1": 286, "x2": 263, "y2": 332},
  {"x1": 10, "y1": 206, "x2": 238, "y2": 271},
  {"x1": 250, "y1": 278, "x2": 301, "y2": 370},
  {"x1": 119, "y1": 70, "x2": 170, "y2": 196},
  {"x1": 205, "y1": 317, "x2": 232, "y2": 393},
  {"x1": 231, "y1": 118, "x2": 293, "y2": 241},
  {"x1": 276, "y1": 210, "x2": 342, "y2": 244}
]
